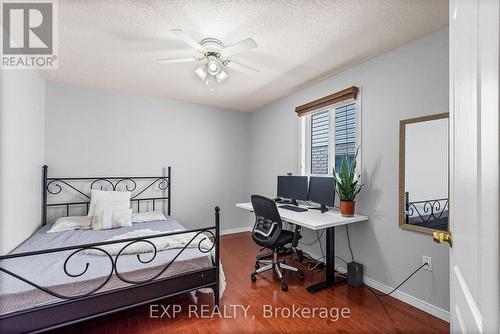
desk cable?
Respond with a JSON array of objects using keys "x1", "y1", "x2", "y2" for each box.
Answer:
[
  {"x1": 301, "y1": 230, "x2": 350, "y2": 271},
  {"x1": 298, "y1": 223, "x2": 429, "y2": 297},
  {"x1": 365, "y1": 263, "x2": 429, "y2": 297},
  {"x1": 308, "y1": 231, "x2": 326, "y2": 270},
  {"x1": 345, "y1": 225, "x2": 354, "y2": 262},
  {"x1": 344, "y1": 225, "x2": 429, "y2": 297},
  {"x1": 299, "y1": 229, "x2": 324, "y2": 246}
]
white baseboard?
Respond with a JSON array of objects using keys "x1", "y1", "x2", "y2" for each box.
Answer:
[
  {"x1": 360, "y1": 272, "x2": 450, "y2": 322},
  {"x1": 304, "y1": 251, "x2": 450, "y2": 323},
  {"x1": 220, "y1": 226, "x2": 252, "y2": 235}
]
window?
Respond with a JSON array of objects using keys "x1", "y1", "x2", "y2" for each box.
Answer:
[
  {"x1": 334, "y1": 103, "x2": 357, "y2": 171},
  {"x1": 311, "y1": 111, "x2": 330, "y2": 174},
  {"x1": 300, "y1": 101, "x2": 359, "y2": 176}
]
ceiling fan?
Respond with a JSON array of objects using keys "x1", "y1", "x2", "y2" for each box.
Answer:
[{"x1": 157, "y1": 29, "x2": 258, "y2": 84}]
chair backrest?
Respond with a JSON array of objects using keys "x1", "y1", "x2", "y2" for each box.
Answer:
[{"x1": 251, "y1": 195, "x2": 283, "y2": 248}]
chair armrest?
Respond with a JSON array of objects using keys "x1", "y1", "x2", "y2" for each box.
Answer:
[{"x1": 254, "y1": 222, "x2": 277, "y2": 237}]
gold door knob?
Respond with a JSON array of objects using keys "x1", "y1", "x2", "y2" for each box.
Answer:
[{"x1": 433, "y1": 231, "x2": 453, "y2": 247}]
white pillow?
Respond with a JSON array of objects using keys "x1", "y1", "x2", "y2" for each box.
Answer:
[
  {"x1": 47, "y1": 216, "x2": 92, "y2": 233},
  {"x1": 132, "y1": 211, "x2": 167, "y2": 223},
  {"x1": 92, "y1": 201, "x2": 132, "y2": 230},
  {"x1": 87, "y1": 190, "x2": 131, "y2": 217},
  {"x1": 92, "y1": 208, "x2": 132, "y2": 230}
]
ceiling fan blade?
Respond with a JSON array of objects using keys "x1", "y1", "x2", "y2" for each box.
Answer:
[
  {"x1": 170, "y1": 29, "x2": 206, "y2": 53},
  {"x1": 221, "y1": 38, "x2": 257, "y2": 57},
  {"x1": 157, "y1": 57, "x2": 197, "y2": 64},
  {"x1": 227, "y1": 60, "x2": 259, "y2": 75}
]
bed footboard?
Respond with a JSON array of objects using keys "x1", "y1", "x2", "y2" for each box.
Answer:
[{"x1": 0, "y1": 207, "x2": 221, "y2": 334}]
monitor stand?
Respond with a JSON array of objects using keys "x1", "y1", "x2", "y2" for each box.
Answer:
[
  {"x1": 290, "y1": 199, "x2": 299, "y2": 206},
  {"x1": 309, "y1": 204, "x2": 329, "y2": 213}
]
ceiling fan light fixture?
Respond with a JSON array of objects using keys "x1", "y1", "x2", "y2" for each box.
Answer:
[
  {"x1": 207, "y1": 59, "x2": 220, "y2": 75},
  {"x1": 194, "y1": 64, "x2": 208, "y2": 80},
  {"x1": 159, "y1": 30, "x2": 259, "y2": 85},
  {"x1": 215, "y1": 69, "x2": 228, "y2": 83}
]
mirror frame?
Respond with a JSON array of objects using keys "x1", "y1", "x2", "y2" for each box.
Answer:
[{"x1": 399, "y1": 112, "x2": 449, "y2": 234}]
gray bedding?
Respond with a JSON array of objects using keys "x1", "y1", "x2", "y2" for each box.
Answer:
[{"x1": 0, "y1": 218, "x2": 213, "y2": 315}]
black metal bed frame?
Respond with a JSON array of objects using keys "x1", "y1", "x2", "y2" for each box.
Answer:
[
  {"x1": 405, "y1": 191, "x2": 449, "y2": 225},
  {"x1": 0, "y1": 166, "x2": 220, "y2": 333}
]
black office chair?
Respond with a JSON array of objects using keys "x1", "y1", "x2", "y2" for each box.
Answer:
[{"x1": 250, "y1": 195, "x2": 304, "y2": 291}]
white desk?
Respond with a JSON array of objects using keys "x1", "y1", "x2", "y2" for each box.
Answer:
[
  {"x1": 236, "y1": 202, "x2": 368, "y2": 230},
  {"x1": 236, "y1": 202, "x2": 368, "y2": 293}
]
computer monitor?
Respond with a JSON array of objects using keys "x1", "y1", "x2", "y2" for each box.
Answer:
[
  {"x1": 277, "y1": 176, "x2": 308, "y2": 206},
  {"x1": 307, "y1": 176, "x2": 336, "y2": 213}
]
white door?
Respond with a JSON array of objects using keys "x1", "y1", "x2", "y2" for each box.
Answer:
[{"x1": 448, "y1": 0, "x2": 499, "y2": 333}]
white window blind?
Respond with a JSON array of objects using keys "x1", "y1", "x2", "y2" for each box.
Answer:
[
  {"x1": 310, "y1": 111, "x2": 330, "y2": 174},
  {"x1": 334, "y1": 103, "x2": 357, "y2": 171}
]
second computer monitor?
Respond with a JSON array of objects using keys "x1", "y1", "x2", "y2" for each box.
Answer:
[
  {"x1": 308, "y1": 176, "x2": 336, "y2": 212},
  {"x1": 277, "y1": 176, "x2": 308, "y2": 205}
]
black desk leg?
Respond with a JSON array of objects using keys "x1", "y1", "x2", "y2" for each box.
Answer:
[{"x1": 306, "y1": 226, "x2": 346, "y2": 293}]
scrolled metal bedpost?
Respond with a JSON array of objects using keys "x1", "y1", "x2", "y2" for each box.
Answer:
[
  {"x1": 214, "y1": 206, "x2": 220, "y2": 308},
  {"x1": 42, "y1": 165, "x2": 48, "y2": 226},
  {"x1": 167, "y1": 166, "x2": 171, "y2": 216}
]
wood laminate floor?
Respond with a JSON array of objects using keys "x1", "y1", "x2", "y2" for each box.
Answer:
[{"x1": 53, "y1": 232, "x2": 449, "y2": 334}]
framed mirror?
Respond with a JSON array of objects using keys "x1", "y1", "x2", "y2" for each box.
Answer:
[{"x1": 399, "y1": 113, "x2": 449, "y2": 234}]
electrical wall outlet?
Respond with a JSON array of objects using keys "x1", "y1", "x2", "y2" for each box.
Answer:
[{"x1": 423, "y1": 256, "x2": 432, "y2": 271}]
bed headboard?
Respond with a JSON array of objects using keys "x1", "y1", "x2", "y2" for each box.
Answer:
[
  {"x1": 42, "y1": 165, "x2": 171, "y2": 225},
  {"x1": 404, "y1": 191, "x2": 448, "y2": 225}
]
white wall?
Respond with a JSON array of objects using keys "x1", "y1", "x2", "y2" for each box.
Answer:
[
  {"x1": 0, "y1": 69, "x2": 46, "y2": 254},
  {"x1": 1, "y1": 26, "x2": 450, "y2": 317},
  {"x1": 406, "y1": 118, "x2": 448, "y2": 201},
  {"x1": 45, "y1": 83, "x2": 250, "y2": 232},
  {"x1": 249, "y1": 28, "x2": 450, "y2": 312}
]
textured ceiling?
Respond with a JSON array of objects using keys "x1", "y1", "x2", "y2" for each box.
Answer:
[{"x1": 40, "y1": 0, "x2": 448, "y2": 112}]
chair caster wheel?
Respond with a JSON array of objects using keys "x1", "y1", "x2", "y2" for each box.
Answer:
[
  {"x1": 296, "y1": 249, "x2": 304, "y2": 261},
  {"x1": 255, "y1": 262, "x2": 260, "y2": 270},
  {"x1": 281, "y1": 283, "x2": 288, "y2": 291},
  {"x1": 298, "y1": 270, "x2": 305, "y2": 281},
  {"x1": 251, "y1": 274, "x2": 257, "y2": 282}
]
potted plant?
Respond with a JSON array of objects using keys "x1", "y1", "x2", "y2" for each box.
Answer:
[{"x1": 332, "y1": 148, "x2": 363, "y2": 216}]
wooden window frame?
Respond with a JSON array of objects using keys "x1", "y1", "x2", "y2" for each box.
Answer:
[
  {"x1": 295, "y1": 86, "x2": 359, "y2": 117},
  {"x1": 299, "y1": 98, "x2": 362, "y2": 177}
]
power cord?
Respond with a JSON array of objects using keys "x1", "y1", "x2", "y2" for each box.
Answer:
[
  {"x1": 299, "y1": 229, "x2": 324, "y2": 246},
  {"x1": 316, "y1": 230, "x2": 325, "y2": 260},
  {"x1": 307, "y1": 230, "x2": 326, "y2": 271},
  {"x1": 313, "y1": 224, "x2": 426, "y2": 297},
  {"x1": 345, "y1": 225, "x2": 354, "y2": 262},
  {"x1": 300, "y1": 223, "x2": 426, "y2": 297},
  {"x1": 366, "y1": 263, "x2": 428, "y2": 297},
  {"x1": 335, "y1": 256, "x2": 348, "y2": 265},
  {"x1": 307, "y1": 256, "x2": 325, "y2": 270},
  {"x1": 305, "y1": 230, "x2": 349, "y2": 271}
]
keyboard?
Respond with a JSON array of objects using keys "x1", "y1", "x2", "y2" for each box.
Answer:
[{"x1": 279, "y1": 205, "x2": 308, "y2": 212}]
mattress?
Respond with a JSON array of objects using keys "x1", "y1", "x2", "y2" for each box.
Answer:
[
  {"x1": 409, "y1": 216, "x2": 448, "y2": 231},
  {"x1": 0, "y1": 218, "x2": 213, "y2": 315}
]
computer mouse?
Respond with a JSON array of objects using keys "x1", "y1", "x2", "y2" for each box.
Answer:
[{"x1": 274, "y1": 197, "x2": 282, "y2": 202}]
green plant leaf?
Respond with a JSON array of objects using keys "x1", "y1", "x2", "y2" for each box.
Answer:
[{"x1": 332, "y1": 146, "x2": 363, "y2": 201}]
